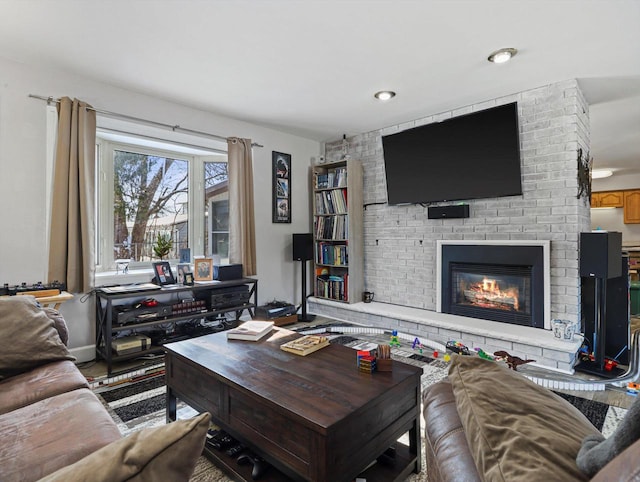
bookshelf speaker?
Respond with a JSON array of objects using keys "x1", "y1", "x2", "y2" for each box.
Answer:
[
  {"x1": 579, "y1": 232, "x2": 622, "y2": 279},
  {"x1": 292, "y1": 233, "x2": 313, "y2": 261}
]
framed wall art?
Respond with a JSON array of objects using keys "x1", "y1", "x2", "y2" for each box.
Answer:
[{"x1": 272, "y1": 151, "x2": 291, "y2": 223}]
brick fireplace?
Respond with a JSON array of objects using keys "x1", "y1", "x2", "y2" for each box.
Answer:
[{"x1": 309, "y1": 79, "x2": 591, "y2": 373}]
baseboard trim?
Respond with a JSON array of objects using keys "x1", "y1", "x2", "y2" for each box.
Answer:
[{"x1": 70, "y1": 344, "x2": 96, "y2": 363}]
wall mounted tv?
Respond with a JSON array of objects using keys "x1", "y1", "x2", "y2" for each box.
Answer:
[{"x1": 382, "y1": 102, "x2": 522, "y2": 205}]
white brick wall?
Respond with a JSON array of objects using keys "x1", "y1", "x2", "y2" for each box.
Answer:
[{"x1": 323, "y1": 80, "x2": 590, "y2": 326}]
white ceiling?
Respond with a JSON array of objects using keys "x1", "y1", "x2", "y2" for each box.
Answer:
[{"x1": 0, "y1": 0, "x2": 639, "y2": 174}]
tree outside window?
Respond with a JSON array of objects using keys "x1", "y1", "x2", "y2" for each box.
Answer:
[{"x1": 113, "y1": 150, "x2": 189, "y2": 262}]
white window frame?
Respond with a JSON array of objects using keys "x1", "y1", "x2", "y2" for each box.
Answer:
[{"x1": 96, "y1": 135, "x2": 225, "y2": 273}]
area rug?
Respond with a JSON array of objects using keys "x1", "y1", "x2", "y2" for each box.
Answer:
[{"x1": 94, "y1": 326, "x2": 628, "y2": 481}]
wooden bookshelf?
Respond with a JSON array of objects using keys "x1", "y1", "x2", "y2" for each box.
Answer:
[{"x1": 312, "y1": 159, "x2": 363, "y2": 303}]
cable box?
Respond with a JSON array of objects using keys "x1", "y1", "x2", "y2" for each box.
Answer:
[{"x1": 114, "y1": 304, "x2": 172, "y2": 325}]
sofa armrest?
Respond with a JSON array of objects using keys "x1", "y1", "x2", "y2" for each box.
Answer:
[
  {"x1": 591, "y1": 438, "x2": 640, "y2": 482},
  {"x1": 423, "y1": 380, "x2": 482, "y2": 482},
  {"x1": 43, "y1": 307, "x2": 69, "y2": 346}
]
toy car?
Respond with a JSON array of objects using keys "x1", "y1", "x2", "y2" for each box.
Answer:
[{"x1": 446, "y1": 341, "x2": 470, "y2": 355}]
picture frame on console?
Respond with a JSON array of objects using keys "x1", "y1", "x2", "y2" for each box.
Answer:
[
  {"x1": 176, "y1": 263, "x2": 191, "y2": 284},
  {"x1": 272, "y1": 151, "x2": 291, "y2": 223},
  {"x1": 194, "y1": 258, "x2": 213, "y2": 281},
  {"x1": 152, "y1": 261, "x2": 176, "y2": 286}
]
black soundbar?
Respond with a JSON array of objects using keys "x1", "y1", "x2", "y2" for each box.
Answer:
[{"x1": 427, "y1": 204, "x2": 470, "y2": 219}]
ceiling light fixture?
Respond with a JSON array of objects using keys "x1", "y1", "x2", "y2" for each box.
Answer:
[
  {"x1": 592, "y1": 169, "x2": 613, "y2": 179},
  {"x1": 487, "y1": 48, "x2": 518, "y2": 64},
  {"x1": 374, "y1": 91, "x2": 396, "y2": 101}
]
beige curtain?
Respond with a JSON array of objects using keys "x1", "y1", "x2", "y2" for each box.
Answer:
[
  {"x1": 48, "y1": 97, "x2": 96, "y2": 293},
  {"x1": 227, "y1": 138, "x2": 257, "y2": 276}
]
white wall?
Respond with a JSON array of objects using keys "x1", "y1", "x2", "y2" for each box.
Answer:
[
  {"x1": 0, "y1": 56, "x2": 320, "y2": 360},
  {"x1": 591, "y1": 171, "x2": 640, "y2": 245}
]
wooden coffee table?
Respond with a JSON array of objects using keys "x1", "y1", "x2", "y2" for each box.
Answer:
[{"x1": 165, "y1": 328, "x2": 422, "y2": 482}]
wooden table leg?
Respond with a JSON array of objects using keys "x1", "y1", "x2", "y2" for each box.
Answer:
[
  {"x1": 410, "y1": 416, "x2": 422, "y2": 473},
  {"x1": 166, "y1": 386, "x2": 177, "y2": 423}
]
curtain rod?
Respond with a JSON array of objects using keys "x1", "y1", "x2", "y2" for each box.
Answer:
[{"x1": 28, "y1": 94, "x2": 263, "y2": 148}]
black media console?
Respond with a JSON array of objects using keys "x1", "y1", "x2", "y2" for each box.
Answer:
[{"x1": 95, "y1": 278, "x2": 257, "y2": 375}]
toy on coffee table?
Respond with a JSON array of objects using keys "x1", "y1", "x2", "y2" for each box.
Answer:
[
  {"x1": 377, "y1": 344, "x2": 393, "y2": 371},
  {"x1": 389, "y1": 330, "x2": 401, "y2": 347},
  {"x1": 357, "y1": 351, "x2": 377, "y2": 373}
]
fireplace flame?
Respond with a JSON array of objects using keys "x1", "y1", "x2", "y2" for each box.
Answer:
[{"x1": 465, "y1": 277, "x2": 520, "y2": 311}]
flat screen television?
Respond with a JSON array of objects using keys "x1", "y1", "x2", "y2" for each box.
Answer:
[{"x1": 382, "y1": 102, "x2": 522, "y2": 205}]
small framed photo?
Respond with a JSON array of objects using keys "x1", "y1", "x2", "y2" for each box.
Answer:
[
  {"x1": 194, "y1": 258, "x2": 213, "y2": 281},
  {"x1": 272, "y1": 151, "x2": 291, "y2": 223},
  {"x1": 179, "y1": 248, "x2": 191, "y2": 263},
  {"x1": 176, "y1": 263, "x2": 191, "y2": 284},
  {"x1": 152, "y1": 261, "x2": 176, "y2": 285},
  {"x1": 184, "y1": 272, "x2": 194, "y2": 286}
]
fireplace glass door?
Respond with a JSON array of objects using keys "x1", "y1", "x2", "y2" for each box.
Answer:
[{"x1": 449, "y1": 263, "x2": 533, "y2": 326}]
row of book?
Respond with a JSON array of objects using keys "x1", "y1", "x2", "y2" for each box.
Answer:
[
  {"x1": 315, "y1": 214, "x2": 348, "y2": 240},
  {"x1": 316, "y1": 273, "x2": 349, "y2": 301},
  {"x1": 316, "y1": 242, "x2": 348, "y2": 266},
  {"x1": 315, "y1": 166, "x2": 347, "y2": 189},
  {"x1": 315, "y1": 188, "x2": 347, "y2": 215}
]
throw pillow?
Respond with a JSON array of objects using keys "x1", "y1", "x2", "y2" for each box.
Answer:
[
  {"x1": 39, "y1": 412, "x2": 211, "y2": 482},
  {"x1": 0, "y1": 296, "x2": 75, "y2": 381},
  {"x1": 576, "y1": 395, "x2": 640, "y2": 476},
  {"x1": 449, "y1": 355, "x2": 601, "y2": 482}
]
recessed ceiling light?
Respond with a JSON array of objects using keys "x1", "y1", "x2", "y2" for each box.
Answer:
[
  {"x1": 592, "y1": 169, "x2": 613, "y2": 179},
  {"x1": 374, "y1": 91, "x2": 396, "y2": 101},
  {"x1": 487, "y1": 48, "x2": 518, "y2": 64}
]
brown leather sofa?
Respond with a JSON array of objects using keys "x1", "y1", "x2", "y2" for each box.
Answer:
[
  {"x1": 0, "y1": 303, "x2": 121, "y2": 481},
  {"x1": 423, "y1": 356, "x2": 640, "y2": 482},
  {"x1": 0, "y1": 296, "x2": 210, "y2": 482}
]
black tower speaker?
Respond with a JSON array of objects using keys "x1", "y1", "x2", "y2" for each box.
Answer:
[
  {"x1": 581, "y1": 255, "x2": 630, "y2": 365},
  {"x1": 577, "y1": 231, "x2": 625, "y2": 378},
  {"x1": 292, "y1": 233, "x2": 315, "y2": 322},
  {"x1": 292, "y1": 233, "x2": 313, "y2": 261},
  {"x1": 580, "y1": 231, "x2": 622, "y2": 279}
]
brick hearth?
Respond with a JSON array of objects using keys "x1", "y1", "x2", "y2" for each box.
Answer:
[{"x1": 308, "y1": 297, "x2": 582, "y2": 373}]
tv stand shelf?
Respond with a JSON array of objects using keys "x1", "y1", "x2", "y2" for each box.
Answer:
[{"x1": 95, "y1": 278, "x2": 257, "y2": 374}]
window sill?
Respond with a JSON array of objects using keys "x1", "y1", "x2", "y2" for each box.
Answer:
[{"x1": 95, "y1": 269, "x2": 154, "y2": 287}]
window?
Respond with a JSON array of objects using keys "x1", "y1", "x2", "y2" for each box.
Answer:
[
  {"x1": 96, "y1": 132, "x2": 228, "y2": 272},
  {"x1": 205, "y1": 161, "x2": 229, "y2": 263}
]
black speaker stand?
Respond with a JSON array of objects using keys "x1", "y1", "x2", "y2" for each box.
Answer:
[{"x1": 298, "y1": 259, "x2": 315, "y2": 323}]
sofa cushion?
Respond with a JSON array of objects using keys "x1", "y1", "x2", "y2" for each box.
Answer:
[
  {"x1": 0, "y1": 296, "x2": 74, "y2": 381},
  {"x1": 43, "y1": 306, "x2": 69, "y2": 345},
  {"x1": 0, "y1": 360, "x2": 88, "y2": 415},
  {"x1": 39, "y1": 412, "x2": 211, "y2": 482},
  {"x1": 448, "y1": 355, "x2": 601, "y2": 482},
  {"x1": 0, "y1": 388, "x2": 121, "y2": 482}
]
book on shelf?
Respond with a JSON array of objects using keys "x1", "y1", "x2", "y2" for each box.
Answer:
[
  {"x1": 226, "y1": 321, "x2": 274, "y2": 341},
  {"x1": 280, "y1": 335, "x2": 330, "y2": 356}
]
